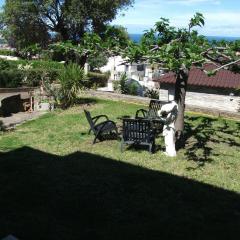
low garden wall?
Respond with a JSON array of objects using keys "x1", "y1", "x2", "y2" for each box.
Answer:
[
  {"x1": 0, "y1": 87, "x2": 36, "y2": 116},
  {"x1": 86, "y1": 90, "x2": 240, "y2": 120}
]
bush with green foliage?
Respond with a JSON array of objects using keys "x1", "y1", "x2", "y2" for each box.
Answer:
[
  {"x1": 127, "y1": 81, "x2": 139, "y2": 95},
  {"x1": 0, "y1": 68, "x2": 59, "y2": 88},
  {"x1": 58, "y1": 63, "x2": 88, "y2": 107},
  {"x1": 0, "y1": 59, "x2": 62, "y2": 87},
  {"x1": 87, "y1": 71, "x2": 109, "y2": 88},
  {"x1": 0, "y1": 59, "x2": 11, "y2": 70},
  {"x1": 6, "y1": 59, "x2": 64, "y2": 70},
  {"x1": 17, "y1": 44, "x2": 42, "y2": 59},
  {"x1": 113, "y1": 75, "x2": 127, "y2": 93},
  {"x1": 0, "y1": 49, "x2": 16, "y2": 56},
  {"x1": 22, "y1": 68, "x2": 60, "y2": 87},
  {"x1": 0, "y1": 70, "x2": 23, "y2": 87},
  {"x1": 113, "y1": 73, "x2": 139, "y2": 96},
  {"x1": 144, "y1": 88, "x2": 159, "y2": 99},
  {"x1": 87, "y1": 52, "x2": 108, "y2": 71}
]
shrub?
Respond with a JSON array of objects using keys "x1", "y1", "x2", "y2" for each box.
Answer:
[
  {"x1": 113, "y1": 80, "x2": 121, "y2": 92},
  {"x1": 87, "y1": 71, "x2": 109, "y2": 88},
  {"x1": 1, "y1": 59, "x2": 64, "y2": 71},
  {"x1": 0, "y1": 59, "x2": 64, "y2": 87},
  {"x1": 127, "y1": 82, "x2": 139, "y2": 95},
  {"x1": 113, "y1": 73, "x2": 140, "y2": 96},
  {"x1": 17, "y1": 44, "x2": 42, "y2": 60},
  {"x1": 22, "y1": 68, "x2": 60, "y2": 87},
  {"x1": 88, "y1": 52, "x2": 108, "y2": 71},
  {"x1": 144, "y1": 88, "x2": 159, "y2": 99},
  {"x1": 112, "y1": 75, "x2": 128, "y2": 93},
  {"x1": 0, "y1": 49, "x2": 16, "y2": 56},
  {"x1": 29, "y1": 60, "x2": 64, "y2": 70},
  {"x1": 0, "y1": 59, "x2": 63, "y2": 88},
  {"x1": 0, "y1": 59, "x2": 11, "y2": 70},
  {"x1": 0, "y1": 70, "x2": 23, "y2": 88},
  {"x1": 58, "y1": 63, "x2": 88, "y2": 107}
]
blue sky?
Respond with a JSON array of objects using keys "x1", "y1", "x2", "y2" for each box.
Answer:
[
  {"x1": 112, "y1": 0, "x2": 240, "y2": 36},
  {"x1": 0, "y1": 0, "x2": 239, "y2": 36}
]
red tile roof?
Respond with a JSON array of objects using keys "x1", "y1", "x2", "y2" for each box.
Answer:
[{"x1": 155, "y1": 64, "x2": 240, "y2": 89}]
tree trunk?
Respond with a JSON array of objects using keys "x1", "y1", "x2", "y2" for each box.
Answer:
[{"x1": 174, "y1": 68, "x2": 189, "y2": 148}]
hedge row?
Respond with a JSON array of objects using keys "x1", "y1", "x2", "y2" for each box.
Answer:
[
  {"x1": 0, "y1": 69, "x2": 61, "y2": 88},
  {"x1": 0, "y1": 59, "x2": 63, "y2": 87},
  {"x1": 0, "y1": 59, "x2": 109, "y2": 88},
  {"x1": 87, "y1": 72, "x2": 109, "y2": 88},
  {"x1": 2, "y1": 59, "x2": 65, "y2": 70},
  {"x1": 0, "y1": 49, "x2": 16, "y2": 57},
  {"x1": 0, "y1": 70, "x2": 23, "y2": 88}
]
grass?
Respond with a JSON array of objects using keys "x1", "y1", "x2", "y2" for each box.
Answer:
[{"x1": 0, "y1": 98, "x2": 240, "y2": 239}]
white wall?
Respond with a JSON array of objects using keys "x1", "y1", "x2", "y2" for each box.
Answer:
[{"x1": 159, "y1": 88, "x2": 240, "y2": 113}]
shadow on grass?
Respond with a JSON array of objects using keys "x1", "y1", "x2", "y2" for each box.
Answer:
[
  {"x1": 184, "y1": 116, "x2": 240, "y2": 169},
  {"x1": 0, "y1": 147, "x2": 240, "y2": 240}
]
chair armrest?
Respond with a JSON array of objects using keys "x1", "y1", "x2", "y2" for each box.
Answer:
[
  {"x1": 94, "y1": 120, "x2": 117, "y2": 138},
  {"x1": 135, "y1": 109, "x2": 148, "y2": 119},
  {"x1": 92, "y1": 115, "x2": 109, "y2": 125},
  {"x1": 94, "y1": 120, "x2": 116, "y2": 129}
]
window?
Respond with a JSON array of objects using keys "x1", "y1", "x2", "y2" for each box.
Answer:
[{"x1": 137, "y1": 64, "x2": 144, "y2": 71}]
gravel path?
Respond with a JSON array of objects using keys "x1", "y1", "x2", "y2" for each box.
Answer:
[{"x1": 0, "y1": 111, "x2": 47, "y2": 130}]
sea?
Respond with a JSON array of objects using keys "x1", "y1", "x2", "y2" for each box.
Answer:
[{"x1": 129, "y1": 33, "x2": 240, "y2": 43}]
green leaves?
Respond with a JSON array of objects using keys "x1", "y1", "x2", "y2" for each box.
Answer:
[
  {"x1": 204, "y1": 70, "x2": 217, "y2": 77},
  {"x1": 1, "y1": 0, "x2": 134, "y2": 48},
  {"x1": 189, "y1": 12, "x2": 205, "y2": 29},
  {"x1": 123, "y1": 12, "x2": 211, "y2": 72},
  {"x1": 58, "y1": 63, "x2": 88, "y2": 107}
]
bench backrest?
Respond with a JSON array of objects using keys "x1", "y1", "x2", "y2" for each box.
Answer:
[
  {"x1": 148, "y1": 100, "x2": 163, "y2": 118},
  {"x1": 122, "y1": 118, "x2": 152, "y2": 143}
]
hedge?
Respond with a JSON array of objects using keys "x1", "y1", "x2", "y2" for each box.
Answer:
[
  {"x1": 0, "y1": 49, "x2": 16, "y2": 57},
  {"x1": 0, "y1": 59, "x2": 64, "y2": 70},
  {"x1": 0, "y1": 59, "x2": 62, "y2": 87},
  {"x1": 87, "y1": 72, "x2": 109, "y2": 88},
  {"x1": 0, "y1": 70, "x2": 23, "y2": 88}
]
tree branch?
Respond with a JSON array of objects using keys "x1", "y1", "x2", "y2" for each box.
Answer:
[{"x1": 212, "y1": 58, "x2": 240, "y2": 72}]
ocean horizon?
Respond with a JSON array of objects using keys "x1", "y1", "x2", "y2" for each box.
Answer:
[{"x1": 129, "y1": 33, "x2": 240, "y2": 43}]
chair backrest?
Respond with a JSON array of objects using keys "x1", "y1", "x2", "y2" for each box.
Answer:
[
  {"x1": 122, "y1": 118, "x2": 152, "y2": 143},
  {"x1": 148, "y1": 100, "x2": 163, "y2": 118},
  {"x1": 84, "y1": 109, "x2": 95, "y2": 131}
]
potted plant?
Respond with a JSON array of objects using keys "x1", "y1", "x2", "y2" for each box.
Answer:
[{"x1": 36, "y1": 97, "x2": 54, "y2": 111}]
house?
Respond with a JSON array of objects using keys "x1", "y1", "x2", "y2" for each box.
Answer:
[
  {"x1": 100, "y1": 57, "x2": 239, "y2": 113},
  {"x1": 100, "y1": 56, "x2": 163, "y2": 91},
  {"x1": 154, "y1": 64, "x2": 240, "y2": 113}
]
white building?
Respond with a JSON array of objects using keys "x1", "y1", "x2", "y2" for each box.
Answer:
[{"x1": 100, "y1": 56, "x2": 164, "y2": 92}]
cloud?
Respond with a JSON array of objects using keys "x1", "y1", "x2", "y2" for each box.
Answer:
[
  {"x1": 167, "y1": 11, "x2": 240, "y2": 36},
  {"x1": 165, "y1": 0, "x2": 221, "y2": 5},
  {"x1": 117, "y1": 11, "x2": 240, "y2": 36}
]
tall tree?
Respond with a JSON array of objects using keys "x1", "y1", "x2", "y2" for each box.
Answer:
[
  {"x1": 0, "y1": 0, "x2": 134, "y2": 48},
  {"x1": 0, "y1": 0, "x2": 49, "y2": 49},
  {"x1": 123, "y1": 13, "x2": 240, "y2": 147},
  {"x1": 48, "y1": 25, "x2": 132, "y2": 67}
]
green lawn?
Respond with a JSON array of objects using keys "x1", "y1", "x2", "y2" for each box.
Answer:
[{"x1": 0, "y1": 98, "x2": 240, "y2": 239}]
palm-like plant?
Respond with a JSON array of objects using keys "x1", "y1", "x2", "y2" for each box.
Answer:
[{"x1": 59, "y1": 63, "x2": 88, "y2": 107}]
